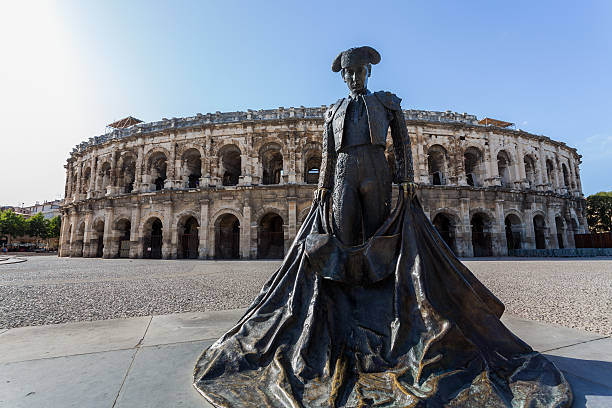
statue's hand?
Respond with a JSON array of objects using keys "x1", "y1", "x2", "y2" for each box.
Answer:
[
  {"x1": 314, "y1": 188, "x2": 330, "y2": 204},
  {"x1": 400, "y1": 182, "x2": 417, "y2": 200}
]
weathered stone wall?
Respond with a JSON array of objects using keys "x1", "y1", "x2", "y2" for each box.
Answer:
[{"x1": 59, "y1": 107, "x2": 586, "y2": 259}]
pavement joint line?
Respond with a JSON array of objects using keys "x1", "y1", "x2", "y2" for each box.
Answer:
[
  {"x1": 541, "y1": 335, "x2": 611, "y2": 353},
  {"x1": 110, "y1": 316, "x2": 152, "y2": 408},
  {"x1": 559, "y1": 368, "x2": 612, "y2": 390},
  {"x1": 111, "y1": 348, "x2": 140, "y2": 408}
]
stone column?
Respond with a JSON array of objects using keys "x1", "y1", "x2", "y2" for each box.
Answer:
[
  {"x1": 538, "y1": 143, "x2": 549, "y2": 191},
  {"x1": 287, "y1": 136, "x2": 297, "y2": 184},
  {"x1": 414, "y1": 127, "x2": 428, "y2": 183},
  {"x1": 524, "y1": 205, "x2": 536, "y2": 249},
  {"x1": 102, "y1": 206, "x2": 114, "y2": 258},
  {"x1": 109, "y1": 151, "x2": 119, "y2": 196},
  {"x1": 75, "y1": 162, "x2": 83, "y2": 202},
  {"x1": 199, "y1": 199, "x2": 209, "y2": 259},
  {"x1": 493, "y1": 199, "x2": 507, "y2": 256},
  {"x1": 574, "y1": 162, "x2": 583, "y2": 197},
  {"x1": 165, "y1": 141, "x2": 176, "y2": 190},
  {"x1": 129, "y1": 203, "x2": 141, "y2": 258},
  {"x1": 242, "y1": 199, "x2": 252, "y2": 259},
  {"x1": 162, "y1": 200, "x2": 175, "y2": 259},
  {"x1": 134, "y1": 144, "x2": 145, "y2": 192},
  {"x1": 69, "y1": 211, "x2": 78, "y2": 256},
  {"x1": 66, "y1": 163, "x2": 73, "y2": 199},
  {"x1": 82, "y1": 210, "x2": 93, "y2": 257},
  {"x1": 287, "y1": 196, "x2": 297, "y2": 249},
  {"x1": 515, "y1": 141, "x2": 526, "y2": 188},
  {"x1": 88, "y1": 156, "x2": 97, "y2": 199},
  {"x1": 547, "y1": 209, "x2": 559, "y2": 249},
  {"x1": 485, "y1": 133, "x2": 500, "y2": 186},
  {"x1": 59, "y1": 212, "x2": 71, "y2": 257},
  {"x1": 458, "y1": 197, "x2": 472, "y2": 257}
]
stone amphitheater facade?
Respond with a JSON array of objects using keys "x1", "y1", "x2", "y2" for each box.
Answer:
[{"x1": 59, "y1": 106, "x2": 587, "y2": 259}]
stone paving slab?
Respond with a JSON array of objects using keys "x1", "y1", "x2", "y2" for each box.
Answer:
[
  {"x1": 0, "y1": 348, "x2": 136, "y2": 408},
  {"x1": 0, "y1": 310, "x2": 610, "y2": 407},
  {"x1": 114, "y1": 340, "x2": 215, "y2": 408},
  {"x1": 142, "y1": 309, "x2": 245, "y2": 347},
  {"x1": 0, "y1": 316, "x2": 151, "y2": 363}
]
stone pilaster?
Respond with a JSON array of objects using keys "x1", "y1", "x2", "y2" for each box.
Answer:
[
  {"x1": 199, "y1": 199, "x2": 209, "y2": 259},
  {"x1": 129, "y1": 203, "x2": 141, "y2": 258},
  {"x1": 102, "y1": 206, "x2": 115, "y2": 258}
]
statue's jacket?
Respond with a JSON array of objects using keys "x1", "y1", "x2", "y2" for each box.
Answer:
[{"x1": 319, "y1": 90, "x2": 414, "y2": 190}]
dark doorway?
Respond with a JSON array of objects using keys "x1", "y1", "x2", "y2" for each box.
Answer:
[
  {"x1": 179, "y1": 216, "x2": 199, "y2": 259},
  {"x1": 258, "y1": 213, "x2": 284, "y2": 259},
  {"x1": 471, "y1": 213, "x2": 492, "y2": 257},
  {"x1": 215, "y1": 214, "x2": 240, "y2": 259},
  {"x1": 116, "y1": 219, "x2": 131, "y2": 258},
  {"x1": 432, "y1": 213, "x2": 455, "y2": 253},
  {"x1": 144, "y1": 219, "x2": 163, "y2": 259},
  {"x1": 94, "y1": 220, "x2": 105, "y2": 258},
  {"x1": 533, "y1": 215, "x2": 547, "y2": 249},
  {"x1": 505, "y1": 214, "x2": 522, "y2": 252}
]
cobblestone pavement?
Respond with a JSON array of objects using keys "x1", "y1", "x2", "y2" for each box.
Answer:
[{"x1": 1, "y1": 257, "x2": 610, "y2": 335}]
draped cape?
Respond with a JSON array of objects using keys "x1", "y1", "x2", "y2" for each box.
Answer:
[{"x1": 193, "y1": 191, "x2": 572, "y2": 407}]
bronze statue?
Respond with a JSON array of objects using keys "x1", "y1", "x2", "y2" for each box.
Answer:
[{"x1": 194, "y1": 46, "x2": 572, "y2": 407}]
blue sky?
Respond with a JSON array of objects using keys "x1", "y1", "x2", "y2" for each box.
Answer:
[{"x1": 1, "y1": 0, "x2": 610, "y2": 206}]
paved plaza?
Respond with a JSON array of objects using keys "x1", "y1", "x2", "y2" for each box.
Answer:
[{"x1": 1, "y1": 256, "x2": 611, "y2": 335}]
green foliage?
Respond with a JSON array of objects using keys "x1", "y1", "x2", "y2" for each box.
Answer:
[
  {"x1": 47, "y1": 215, "x2": 61, "y2": 238},
  {"x1": 26, "y1": 213, "x2": 49, "y2": 238},
  {"x1": 0, "y1": 209, "x2": 27, "y2": 237},
  {"x1": 586, "y1": 192, "x2": 612, "y2": 233}
]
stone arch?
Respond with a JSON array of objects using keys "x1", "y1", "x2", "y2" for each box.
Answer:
[
  {"x1": 177, "y1": 212, "x2": 200, "y2": 259},
  {"x1": 176, "y1": 142, "x2": 205, "y2": 159},
  {"x1": 496, "y1": 149, "x2": 513, "y2": 186},
  {"x1": 91, "y1": 217, "x2": 105, "y2": 258},
  {"x1": 470, "y1": 211, "x2": 494, "y2": 257},
  {"x1": 427, "y1": 144, "x2": 449, "y2": 185},
  {"x1": 254, "y1": 206, "x2": 287, "y2": 226},
  {"x1": 81, "y1": 167, "x2": 91, "y2": 194},
  {"x1": 218, "y1": 144, "x2": 242, "y2": 186},
  {"x1": 533, "y1": 214, "x2": 547, "y2": 249},
  {"x1": 258, "y1": 212, "x2": 285, "y2": 259},
  {"x1": 504, "y1": 213, "x2": 523, "y2": 252},
  {"x1": 561, "y1": 162, "x2": 570, "y2": 188},
  {"x1": 180, "y1": 148, "x2": 202, "y2": 188},
  {"x1": 213, "y1": 212, "x2": 241, "y2": 259},
  {"x1": 117, "y1": 151, "x2": 137, "y2": 193},
  {"x1": 113, "y1": 217, "x2": 131, "y2": 258},
  {"x1": 142, "y1": 216, "x2": 163, "y2": 259},
  {"x1": 96, "y1": 161, "x2": 112, "y2": 192},
  {"x1": 145, "y1": 150, "x2": 169, "y2": 191},
  {"x1": 545, "y1": 157, "x2": 555, "y2": 187},
  {"x1": 523, "y1": 154, "x2": 538, "y2": 188},
  {"x1": 260, "y1": 142, "x2": 284, "y2": 185},
  {"x1": 431, "y1": 211, "x2": 458, "y2": 253},
  {"x1": 463, "y1": 146, "x2": 485, "y2": 187},
  {"x1": 302, "y1": 142, "x2": 322, "y2": 185}
]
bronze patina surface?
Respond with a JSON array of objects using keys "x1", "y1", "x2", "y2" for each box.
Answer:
[{"x1": 193, "y1": 46, "x2": 572, "y2": 407}]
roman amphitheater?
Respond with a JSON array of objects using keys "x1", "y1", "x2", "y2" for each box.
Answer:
[{"x1": 59, "y1": 106, "x2": 587, "y2": 260}]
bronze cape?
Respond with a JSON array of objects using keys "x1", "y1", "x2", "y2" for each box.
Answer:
[{"x1": 193, "y1": 190, "x2": 572, "y2": 407}]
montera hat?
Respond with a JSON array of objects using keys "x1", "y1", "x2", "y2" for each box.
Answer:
[{"x1": 331, "y1": 46, "x2": 381, "y2": 72}]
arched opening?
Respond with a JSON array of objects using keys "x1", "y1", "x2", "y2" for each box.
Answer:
[
  {"x1": 81, "y1": 167, "x2": 91, "y2": 194},
  {"x1": 74, "y1": 222, "x2": 85, "y2": 257},
  {"x1": 471, "y1": 213, "x2": 492, "y2": 257},
  {"x1": 432, "y1": 213, "x2": 456, "y2": 253},
  {"x1": 219, "y1": 145, "x2": 241, "y2": 186},
  {"x1": 258, "y1": 213, "x2": 284, "y2": 259},
  {"x1": 261, "y1": 143, "x2": 283, "y2": 185},
  {"x1": 148, "y1": 152, "x2": 167, "y2": 191},
  {"x1": 427, "y1": 145, "x2": 447, "y2": 185},
  {"x1": 385, "y1": 148, "x2": 398, "y2": 184},
  {"x1": 562, "y1": 163, "x2": 570, "y2": 188},
  {"x1": 555, "y1": 216, "x2": 565, "y2": 249},
  {"x1": 497, "y1": 150, "x2": 512, "y2": 186},
  {"x1": 546, "y1": 159, "x2": 555, "y2": 187},
  {"x1": 304, "y1": 155, "x2": 321, "y2": 184},
  {"x1": 215, "y1": 214, "x2": 240, "y2": 259},
  {"x1": 505, "y1": 214, "x2": 522, "y2": 252},
  {"x1": 533, "y1": 215, "x2": 547, "y2": 249},
  {"x1": 119, "y1": 154, "x2": 136, "y2": 193},
  {"x1": 116, "y1": 219, "x2": 131, "y2": 258},
  {"x1": 178, "y1": 216, "x2": 199, "y2": 259},
  {"x1": 182, "y1": 149, "x2": 202, "y2": 189},
  {"x1": 97, "y1": 162, "x2": 112, "y2": 193},
  {"x1": 524, "y1": 155, "x2": 537, "y2": 188},
  {"x1": 93, "y1": 219, "x2": 105, "y2": 257},
  {"x1": 464, "y1": 147, "x2": 484, "y2": 187},
  {"x1": 143, "y1": 218, "x2": 163, "y2": 259}
]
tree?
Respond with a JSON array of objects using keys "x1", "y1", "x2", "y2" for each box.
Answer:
[
  {"x1": 26, "y1": 213, "x2": 49, "y2": 239},
  {"x1": 47, "y1": 215, "x2": 61, "y2": 238},
  {"x1": 0, "y1": 209, "x2": 27, "y2": 238},
  {"x1": 586, "y1": 192, "x2": 612, "y2": 233}
]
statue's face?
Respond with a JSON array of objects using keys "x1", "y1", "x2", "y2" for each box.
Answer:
[{"x1": 342, "y1": 64, "x2": 369, "y2": 94}]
